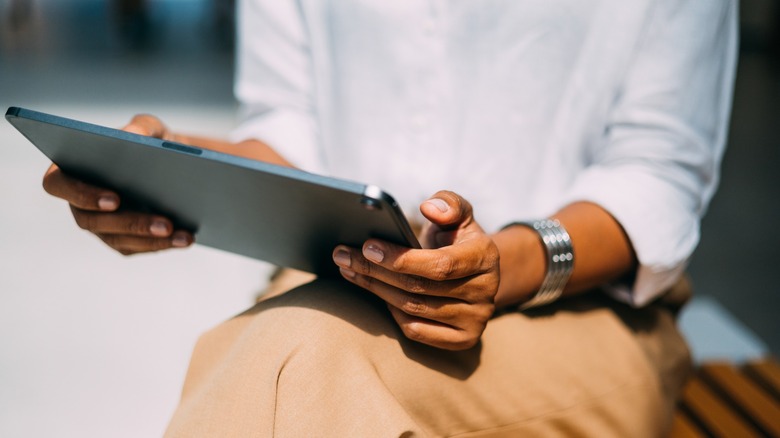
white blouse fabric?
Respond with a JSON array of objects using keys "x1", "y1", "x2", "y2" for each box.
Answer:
[{"x1": 230, "y1": 0, "x2": 738, "y2": 307}]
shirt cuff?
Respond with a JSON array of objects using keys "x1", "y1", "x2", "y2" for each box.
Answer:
[
  {"x1": 601, "y1": 259, "x2": 689, "y2": 307},
  {"x1": 563, "y1": 165, "x2": 699, "y2": 307}
]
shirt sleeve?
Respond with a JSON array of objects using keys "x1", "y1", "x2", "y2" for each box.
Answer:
[
  {"x1": 563, "y1": 0, "x2": 738, "y2": 306},
  {"x1": 230, "y1": 0, "x2": 325, "y2": 173}
]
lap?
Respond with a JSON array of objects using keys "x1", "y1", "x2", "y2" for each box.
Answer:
[{"x1": 166, "y1": 274, "x2": 691, "y2": 438}]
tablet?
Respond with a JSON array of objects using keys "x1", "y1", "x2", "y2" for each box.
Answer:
[{"x1": 5, "y1": 106, "x2": 421, "y2": 275}]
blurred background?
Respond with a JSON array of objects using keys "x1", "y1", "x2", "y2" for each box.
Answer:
[{"x1": 0, "y1": 0, "x2": 778, "y2": 436}]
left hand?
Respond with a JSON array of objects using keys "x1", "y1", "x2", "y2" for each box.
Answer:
[{"x1": 332, "y1": 190, "x2": 500, "y2": 350}]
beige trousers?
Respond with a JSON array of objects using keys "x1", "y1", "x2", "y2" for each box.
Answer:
[{"x1": 165, "y1": 271, "x2": 691, "y2": 437}]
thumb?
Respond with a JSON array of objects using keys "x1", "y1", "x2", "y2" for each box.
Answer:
[
  {"x1": 122, "y1": 114, "x2": 169, "y2": 139},
  {"x1": 420, "y1": 191, "x2": 478, "y2": 247}
]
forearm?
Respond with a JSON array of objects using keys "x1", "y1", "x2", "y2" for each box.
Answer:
[
  {"x1": 492, "y1": 202, "x2": 637, "y2": 308},
  {"x1": 173, "y1": 133, "x2": 294, "y2": 168}
]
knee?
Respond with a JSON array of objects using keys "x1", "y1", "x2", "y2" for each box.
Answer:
[
  {"x1": 181, "y1": 279, "x2": 401, "y2": 397},
  {"x1": 239, "y1": 278, "x2": 402, "y2": 349}
]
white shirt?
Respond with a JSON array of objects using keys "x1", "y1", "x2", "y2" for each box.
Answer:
[{"x1": 230, "y1": 0, "x2": 738, "y2": 306}]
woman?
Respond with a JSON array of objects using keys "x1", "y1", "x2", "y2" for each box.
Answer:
[{"x1": 43, "y1": 1, "x2": 737, "y2": 436}]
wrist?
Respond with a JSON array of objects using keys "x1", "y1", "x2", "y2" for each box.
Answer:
[
  {"x1": 491, "y1": 225, "x2": 546, "y2": 308},
  {"x1": 507, "y1": 220, "x2": 574, "y2": 309}
]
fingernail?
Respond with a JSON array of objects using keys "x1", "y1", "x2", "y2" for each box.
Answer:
[
  {"x1": 150, "y1": 220, "x2": 170, "y2": 237},
  {"x1": 172, "y1": 232, "x2": 190, "y2": 248},
  {"x1": 98, "y1": 196, "x2": 118, "y2": 211},
  {"x1": 334, "y1": 249, "x2": 351, "y2": 267},
  {"x1": 426, "y1": 198, "x2": 449, "y2": 213},
  {"x1": 364, "y1": 244, "x2": 384, "y2": 263},
  {"x1": 340, "y1": 267, "x2": 356, "y2": 278}
]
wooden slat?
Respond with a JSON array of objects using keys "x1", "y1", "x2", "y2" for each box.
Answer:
[
  {"x1": 744, "y1": 358, "x2": 780, "y2": 401},
  {"x1": 680, "y1": 376, "x2": 762, "y2": 438},
  {"x1": 669, "y1": 411, "x2": 706, "y2": 438},
  {"x1": 700, "y1": 362, "x2": 780, "y2": 437}
]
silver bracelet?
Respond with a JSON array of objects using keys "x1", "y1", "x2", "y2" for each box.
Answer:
[{"x1": 504, "y1": 219, "x2": 574, "y2": 309}]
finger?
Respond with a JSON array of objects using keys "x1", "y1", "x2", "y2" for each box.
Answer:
[
  {"x1": 97, "y1": 231, "x2": 193, "y2": 255},
  {"x1": 340, "y1": 268, "x2": 476, "y2": 324},
  {"x1": 366, "y1": 237, "x2": 498, "y2": 280},
  {"x1": 419, "y1": 190, "x2": 474, "y2": 231},
  {"x1": 43, "y1": 164, "x2": 120, "y2": 211},
  {"x1": 334, "y1": 245, "x2": 494, "y2": 302},
  {"x1": 387, "y1": 305, "x2": 480, "y2": 351},
  {"x1": 70, "y1": 206, "x2": 179, "y2": 237},
  {"x1": 122, "y1": 114, "x2": 169, "y2": 139}
]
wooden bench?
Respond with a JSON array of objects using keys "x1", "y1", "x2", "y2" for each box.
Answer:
[{"x1": 670, "y1": 357, "x2": 780, "y2": 437}]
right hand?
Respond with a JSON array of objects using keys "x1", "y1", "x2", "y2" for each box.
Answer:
[{"x1": 42, "y1": 114, "x2": 194, "y2": 255}]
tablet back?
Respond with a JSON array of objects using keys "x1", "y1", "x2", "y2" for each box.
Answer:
[{"x1": 6, "y1": 107, "x2": 420, "y2": 275}]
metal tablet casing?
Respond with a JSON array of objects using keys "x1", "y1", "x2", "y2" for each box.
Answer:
[{"x1": 5, "y1": 106, "x2": 421, "y2": 275}]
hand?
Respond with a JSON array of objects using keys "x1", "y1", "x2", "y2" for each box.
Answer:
[
  {"x1": 332, "y1": 191, "x2": 500, "y2": 350},
  {"x1": 41, "y1": 114, "x2": 194, "y2": 255}
]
